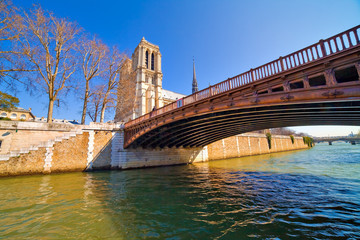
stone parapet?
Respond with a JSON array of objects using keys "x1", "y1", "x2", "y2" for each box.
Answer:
[
  {"x1": 0, "y1": 120, "x2": 83, "y2": 131},
  {"x1": 0, "y1": 120, "x2": 123, "y2": 132}
]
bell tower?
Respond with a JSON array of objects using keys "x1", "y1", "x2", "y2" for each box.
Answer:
[
  {"x1": 116, "y1": 37, "x2": 185, "y2": 123},
  {"x1": 132, "y1": 37, "x2": 163, "y2": 117}
]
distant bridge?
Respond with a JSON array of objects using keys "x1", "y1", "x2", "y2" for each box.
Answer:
[
  {"x1": 124, "y1": 25, "x2": 360, "y2": 149},
  {"x1": 314, "y1": 136, "x2": 360, "y2": 145}
]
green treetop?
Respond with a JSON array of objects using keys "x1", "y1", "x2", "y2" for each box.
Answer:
[{"x1": 0, "y1": 91, "x2": 19, "y2": 110}]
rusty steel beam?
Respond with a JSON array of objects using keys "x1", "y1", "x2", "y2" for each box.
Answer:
[
  {"x1": 147, "y1": 111, "x2": 360, "y2": 148},
  {"x1": 183, "y1": 117, "x2": 360, "y2": 148},
  {"x1": 174, "y1": 115, "x2": 360, "y2": 148},
  {"x1": 127, "y1": 100, "x2": 360, "y2": 148},
  {"x1": 125, "y1": 83, "x2": 360, "y2": 148}
]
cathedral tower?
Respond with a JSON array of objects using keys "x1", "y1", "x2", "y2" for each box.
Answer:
[
  {"x1": 131, "y1": 37, "x2": 163, "y2": 117},
  {"x1": 115, "y1": 38, "x2": 163, "y2": 122},
  {"x1": 115, "y1": 38, "x2": 185, "y2": 122}
]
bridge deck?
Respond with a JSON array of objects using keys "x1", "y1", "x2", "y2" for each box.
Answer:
[{"x1": 124, "y1": 25, "x2": 360, "y2": 149}]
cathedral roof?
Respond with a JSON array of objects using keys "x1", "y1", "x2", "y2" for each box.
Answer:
[{"x1": 162, "y1": 89, "x2": 186, "y2": 101}]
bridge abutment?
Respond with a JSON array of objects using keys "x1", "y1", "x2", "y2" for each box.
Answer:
[{"x1": 104, "y1": 130, "x2": 207, "y2": 169}]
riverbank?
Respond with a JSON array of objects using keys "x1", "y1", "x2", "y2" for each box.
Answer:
[{"x1": 0, "y1": 121, "x2": 309, "y2": 177}]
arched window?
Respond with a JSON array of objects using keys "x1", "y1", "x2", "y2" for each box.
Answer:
[
  {"x1": 1, "y1": 112, "x2": 7, "y2": 117},
  {"x1": 145, "y1": 51, "x2": 149, "y2": 68},
  {"x1": 20, "y1": 114, "x2": 26, "y2": 120},
  {"x1": 151, "y1": 53, "x2": 155, "y2": 70},
  {"x1": 10, "y1": 113, "x2": 17, "y2": 119}
]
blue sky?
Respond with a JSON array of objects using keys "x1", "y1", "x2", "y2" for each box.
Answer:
[{"x1": 8, "y1": 0, "x2": 360, "y2": 136}]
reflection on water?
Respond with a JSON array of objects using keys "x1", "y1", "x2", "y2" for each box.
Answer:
[
  {"x1": 0, "y1": 142, "x2": 359, "y2": 239},
  {"x1": 206, "y1": 145, "x2": 360, "y2": 180}
]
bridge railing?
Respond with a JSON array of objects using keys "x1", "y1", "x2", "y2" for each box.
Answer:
[{"x1": 125, "y1": 25, "x2": 360, "y2": 128}]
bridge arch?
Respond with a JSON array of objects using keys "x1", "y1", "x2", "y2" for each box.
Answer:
[
  {"x1": 125, "y1": 98, "x2": 360, "y2": 149},
  {"x1": 124, "y1": 25, "x2": 360, "y2": 149}
]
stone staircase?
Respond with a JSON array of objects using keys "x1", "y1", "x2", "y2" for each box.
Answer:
[{"x1": 0, "y1": 129, "x2": 84, "y2": 161}]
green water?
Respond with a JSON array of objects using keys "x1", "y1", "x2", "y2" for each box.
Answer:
[{"x1": 0, "y1": 142, "x2": 359, "y2": 239}]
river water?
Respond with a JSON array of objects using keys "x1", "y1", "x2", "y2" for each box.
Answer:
[{"x1": 0, "y1": 142, "x2": 359, "y2": 239}]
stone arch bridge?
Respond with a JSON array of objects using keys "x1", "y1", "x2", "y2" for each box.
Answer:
[
  {"x1": 314, "y1": 136, "x2": 360, "y2": 145},
  {"x1": 124, "y1": 25, "x2": 360, "y2": 149}
]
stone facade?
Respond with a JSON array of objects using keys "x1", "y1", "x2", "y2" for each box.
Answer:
[
  {"x1": 115, "y1": 38, "x2": 185, "y2": 122},
  {"x1": 0, "y1": 107, "x2": 35, "y2": 121}
]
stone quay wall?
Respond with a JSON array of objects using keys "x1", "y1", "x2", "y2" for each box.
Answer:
[
  {"x1": 0, "y1": 121, "x2": 116, "y2": 177},
  {"x1": 0, "y1": 121, "x2": 309, "y2": 177},
  {"x1": 206, "y1": 133, "x2": 308, "y2": 161}
]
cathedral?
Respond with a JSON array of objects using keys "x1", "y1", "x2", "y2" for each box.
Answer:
[{"x1": 115, "y1": 38, "x2": 197, "y2": 122}]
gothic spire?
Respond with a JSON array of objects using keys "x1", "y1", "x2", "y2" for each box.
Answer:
[{"x1": 192, "y1": 58, "x2": 198, "y2": 93}]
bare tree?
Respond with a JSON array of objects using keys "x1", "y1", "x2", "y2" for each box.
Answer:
[
  {"x1": 77, "y1": 35, "x2": 108, "y2": 124},
  {"x1": 0, "y1": 0, "x2": 31, "y2": 87},
  {"x1": 114, "y1": 58, "x2": 137, "y2": 122},
  {"x1": 294, "y1": 132, "x2": 306, "y2": 137},
  {"x1": 99, "y1": 46, "x2": 126, "y2": 122},
  {"x1": 14, "y1": 6, "x2": 80, "y2": 122},
  {"x1": 87, "y1": 85, "x2": 104, "y2": 122},
  {"x1": 270, "y1": 127, "x2": 297, "y2": 136}
]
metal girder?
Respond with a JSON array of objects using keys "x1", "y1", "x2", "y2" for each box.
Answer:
[{"x1": 127, "y1": 100, "x2": 360, "y2": 148}]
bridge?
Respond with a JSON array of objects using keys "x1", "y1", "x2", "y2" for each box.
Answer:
[
  {"x1": 314, "y1": 136, "x2": 360, "y2": 145},
  {"x1": 124, "y1": 25, "x2": 360, "y2": 149}
]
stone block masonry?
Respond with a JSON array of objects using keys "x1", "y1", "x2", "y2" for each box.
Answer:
[
  {"x1": 0, "y1": 121, "x2": 118, "y2": 176},
  {"x1": 205, "y1": 133, "x2": 308, "y2": 161},
  {"x1": 50, "y1": 132, "x2": 89, "y2": 173},
  {"x1": 92, "y1": 132, "x2": 308, "y2": 170},
  {"x1": 0, "y1": 121, "x2": 310, "y2": 177},
  {"x1": 0, "y1": 148, "x2": 47, "y2": 176},
  {"x1": 109, "y1": 146, "x2": 203, "y2": 170}
]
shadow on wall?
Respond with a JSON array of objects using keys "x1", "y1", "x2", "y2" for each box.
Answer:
[
  {"x1": 88, "y1": 131, "x2": 205, "y2": 171},
  {"x1": 89, "y1": 134, "x2": 114, "y2": 170},
  {"x1": 114, "y1": 147, "x2": 204, "y2": 170}
]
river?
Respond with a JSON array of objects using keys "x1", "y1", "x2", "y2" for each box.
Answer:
[{"x1": 0, "y1": 142, "x2": 359, "y2": 239}]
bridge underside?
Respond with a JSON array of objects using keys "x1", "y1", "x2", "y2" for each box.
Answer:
[{"x1": 126, "y1": 99, "x2": 360, "y2": 149}]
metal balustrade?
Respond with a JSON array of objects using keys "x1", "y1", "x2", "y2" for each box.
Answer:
[{"x1": 125, "y1": 25, "x2": 360, "y2": 128}]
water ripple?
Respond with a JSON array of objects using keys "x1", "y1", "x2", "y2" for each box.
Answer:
[{"x1": 0, "y1": 143, "x2": 359, "y2": 239}]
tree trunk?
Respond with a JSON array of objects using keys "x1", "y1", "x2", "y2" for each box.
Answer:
[
  {"x1": 81, "y1": 81, "x2": 89, "y2": 124},
  {"x1": 100, "y1": 104, "x2": 106, "y2": 123},
  {"x1": 93, "y1": 109, "x2": 98, "y2": 122},
  {"x1": 100, "y1": 89, "x2": 110, "y2": 123},
  {"x1": 81, "y1": 97, "x2": 88, "y2": 124},
  {"x1": 47, "y1": 98, "x2": 54, "y2": 123}
]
